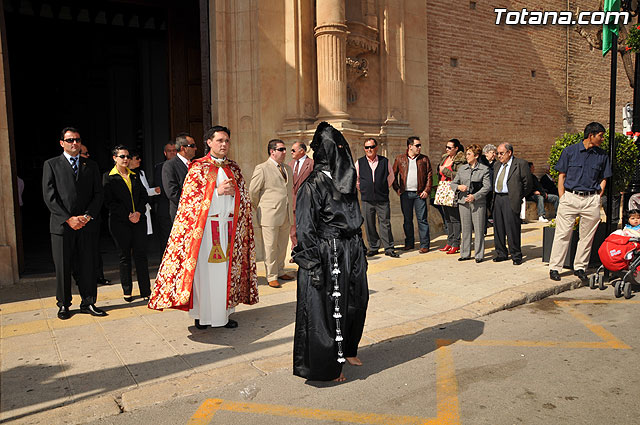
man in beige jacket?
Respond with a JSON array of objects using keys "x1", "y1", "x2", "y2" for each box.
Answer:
[{"x1": 249, "y1": 139, "x2": 294, "y2": 288}]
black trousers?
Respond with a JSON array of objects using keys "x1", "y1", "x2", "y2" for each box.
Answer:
[
  {"x1": 154, "y1": 211, "x2": 172, "y2": 253},
  {"x1": 109, "y1": 218, "x2": 151, "y2": 297},
  {"x1": 442, "y1": 205, "x2": 461, "y2": 248},
  {"x1": 493, "y1": 193, "x2": 522, "y2": 261},
  {"x1": 51, "y1": 227, "x2": 97, "y2": 308}
]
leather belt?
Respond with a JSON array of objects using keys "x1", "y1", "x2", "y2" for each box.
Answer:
[{"x1": 566, "y1": 189, "x2": 598, "y2": 196}]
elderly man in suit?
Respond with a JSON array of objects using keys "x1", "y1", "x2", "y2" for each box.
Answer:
[
  {"x1": 492, "y1": 142, "x2": 532, "y2": 265},
  {"x1": 42, "y1": 127, "x2": 106, "y2": 320},
  {"x1": 153, "y1": 142, "x2": 177, "y2": 248},
  {"x1": 288, "y1": 141, "x2": 314, "y2": 250},
  {"x1": 162, "y1": 133, "x2": 197, "y2": 221},
  {"x1": 249, "y1": 139, "x2": 294, "y2": 288}
]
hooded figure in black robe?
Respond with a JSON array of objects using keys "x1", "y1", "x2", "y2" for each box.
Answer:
[{"x1": 292, "y1": 122, "x2": 369, "y2": 381}]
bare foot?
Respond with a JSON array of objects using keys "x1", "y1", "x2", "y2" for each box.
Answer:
[
  {"x1": 333, "y1": 372, "x2": 346, "y2": 382},
  {"x1": 346, "y1": 357, "x2": 362, "y2": 366}
]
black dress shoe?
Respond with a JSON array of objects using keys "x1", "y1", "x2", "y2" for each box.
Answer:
[
  {"x1": 458, "y1": 257, "x2": 472, "y2": 261},
  {"x1": 574, "y1": 269, "x2": 588, "y2": 282},
  {"x1": 194, "y1": 319, "x2": 209, "y2": 329},
  {"x1": 493, "y1": 256, "x2": 509, "y2": 262},
  {"x1": 385, "y1": 250, "x2": 400, "y2": 258},
  {"x1": 512, "y1": 259, "x2": 522, "y2": 265},
  {"x1": 97, "y1": 277, "x2": 112, "y2": 285},
  {"x1": 124, "y1": 295, "x2": 134, "y2": 303},
  {"x1": 366, "y1": 249, "x2": 379, "y2": 257},
  {"x1": 57, "y1": 306, "x2": 71, "y2": 320},
  {"x1": 401, "y1": 245, "x2": 414, "y2": 251},
  {"x1": 79, "y1": 304, "x2": 108, "y2": 317},
  {"x1": 475, "y1": 258, "x2": 483, "y2": 263},
  {"x1": 550, "y1": 270, "x2": 561, "y2": 281},
  {"x1": 223, "y1": 319, "x2": 238, "y2": 328}
]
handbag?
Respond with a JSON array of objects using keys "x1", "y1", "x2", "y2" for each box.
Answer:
[
  {"x1": 469, "y1": 181, "x2": 483, "y2": 195},
  {"x1": 434, "y1": 180, "x2": 455, "y2": 207}
]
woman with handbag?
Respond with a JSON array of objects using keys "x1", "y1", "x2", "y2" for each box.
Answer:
[
  {"x1": 450, "y1": 144, "x2": 491, "y2": 262},
  {"x1": 103, "y1": 146, "x2": 151, "y2": 302},
  {"x1": 436, "y1": 138, "x2": 465, "y2": 254}
]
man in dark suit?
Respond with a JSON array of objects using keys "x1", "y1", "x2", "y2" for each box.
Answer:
[
  {"x1": 42, "y1": 127, "x2": 107, "y2": 320},
  {"x1": 153, "y1": 142, "x2": 177, "y2": 249},
  {"x1": 162, "y1": 133, "x2": 197, "y2": 221},
  {"x1": 288, "y1": 141, "x2": 314, "y2": 249},
  {"x1": 492, "y1": 142, "x2": 532, "y2": 265}
]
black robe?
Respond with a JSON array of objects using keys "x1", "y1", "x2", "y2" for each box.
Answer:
[{"x1": 292, "y1": 170, "x2": 369, "y2": 381}]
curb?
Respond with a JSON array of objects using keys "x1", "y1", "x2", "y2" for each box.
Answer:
[{"x1": 4, "y1": 277, "x2": 584, "y2": 425}]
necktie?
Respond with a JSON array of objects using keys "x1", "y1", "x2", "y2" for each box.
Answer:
[
  {"x1": 293, "y1": 160, "x2": 299, "y2": 180},
  {"x1": 70, "y1": 157, "x2": 78, "y2": 176},
  {"x1": 277, "y1": 164, "x2": 287, "y2": 182},
  {"x1": 496, "y1": 164, "x2": 507, "y2": 192}
]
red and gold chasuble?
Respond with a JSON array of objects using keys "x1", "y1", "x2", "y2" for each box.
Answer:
[{"x1": 148, "y1": 155, "x2": 259, "y2": 311}]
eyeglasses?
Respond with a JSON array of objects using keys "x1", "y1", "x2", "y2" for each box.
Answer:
[
  {"x1": 64, "y1": 138, "x2": 82, "y2": 144},
  {"x1": 184, "y1": 144, "x2": 196, "y2": 148},
  {"x1": 275, "y1": 147, "x2": 287, "y2": 152},
  {"x1": 413, "y1": 144, "x2": 422, "y2": 148},
  {"x1": 497, "y1": 151, "x2": 507, "y2": 156},
  {"x1": 364, "y1": 145, "x2": 376, "y2": 150},
  {"x1": 445, "y1": 146, "x2": 454, "y2": 150},
  {"x1": 116, "y1": 155, "x2": 132, "y2": 159}
]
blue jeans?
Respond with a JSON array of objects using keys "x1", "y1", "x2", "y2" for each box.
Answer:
[{"x1": 400, "y1": 191, "x2": 430, "y2": 249}]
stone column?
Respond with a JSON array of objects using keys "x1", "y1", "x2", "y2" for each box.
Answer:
[{"x1": 314, "y1": 0, "x2": 351, "y2": 124}]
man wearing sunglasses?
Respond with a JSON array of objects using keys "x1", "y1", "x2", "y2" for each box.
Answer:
[
  {"x1": 249, "y1": 139, "x2": 294, "y2": 288},
  {"x1": 42, "y1": 127, "x2": 106, "y2": 320},
  {"x1": 162, "y1": 133, "x2": 197, "y2": 221},
  {"x1": 355, "y1": 138, "x2": 399, "y2": 258},
  {"x1": 392, "y1": 136, "x2": 433, "y2": 253},
  {"x1": 288, "y1": 141, "x2": 314, "y2": 250}
]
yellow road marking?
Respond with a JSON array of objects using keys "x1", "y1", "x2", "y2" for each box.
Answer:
[
  {"x1": 435, "y1": 340, "x2": 461, "y2": 425},
  {"x1": 186, "y1": 398, "x2": 440, "y2": 425},
  {"x1": 186, "y1": 342, "x2": 462, "y2": 425},
  {"x1": 555, "y1": 301, "x2": 632, "y2": 349}
]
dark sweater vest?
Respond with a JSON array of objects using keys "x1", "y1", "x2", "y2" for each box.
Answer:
[{"x1": 358, "y1": 156, "x2": 389, "y2": 202}]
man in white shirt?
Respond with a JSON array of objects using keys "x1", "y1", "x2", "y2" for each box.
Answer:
[{"x1": 288, "y1": 142, "x2": 314, "y2": 249}]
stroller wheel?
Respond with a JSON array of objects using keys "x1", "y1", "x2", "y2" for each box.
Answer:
[
  {"x1": 598, "y1": 275, "x2": 606, "y2": 291},
  {"x1": 614, "y1": 280, "x2": 623, "y2": 298},
  {"x1": 589, "y1": 275, "x2": 596, "y2": 289},
  {"x1": 624, "y1": 281, "x2": 632, "y2": 299}
]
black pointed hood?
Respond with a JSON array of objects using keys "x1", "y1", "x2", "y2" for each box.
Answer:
[{"x1": 310, "y1": 122, "x2": 357, "y2": 195}]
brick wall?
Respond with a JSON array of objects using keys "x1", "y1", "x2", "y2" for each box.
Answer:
[{"x1": 426, "y1": 0, "x2": 634, "y2": 175}]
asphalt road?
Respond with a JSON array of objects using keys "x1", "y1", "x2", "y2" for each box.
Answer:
[{"x1": 86, "y1": 286, "x2": 640, "y2": 425}]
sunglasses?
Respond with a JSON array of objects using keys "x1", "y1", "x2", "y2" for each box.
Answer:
[
  {"x1": 413, "y1": 144, "x2": 422, "y2": 148},
  {"x1": 275, "y1": 147, "x2": 287, "y2": 152},
  {"x1": 445, "y1": 146, "x2": 454, "y2": 150},
  {"x1": 116, "y1": 155, "x2": 132, "y2": 159},
  {"x1": 64, "y1": 138, "x2": 82, "y2": 144},
  {"x1": 184, "y1": 143, "x2": 196, "y2": 148},
  {"x1": 364, "y1": 145, "x2": 376, "y2": 150},
  {"x1": 497, "y1": 151, "x2": 508, "y2": 156}
]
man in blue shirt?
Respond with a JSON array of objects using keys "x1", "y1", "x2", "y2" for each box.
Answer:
[{"x1": 549, "y1": 122, "x2": 612, "y2": 282}]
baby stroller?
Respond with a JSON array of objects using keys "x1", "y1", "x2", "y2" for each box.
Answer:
[{"x1": 590, "y1": 234, "x2": 640, "y2": 299}]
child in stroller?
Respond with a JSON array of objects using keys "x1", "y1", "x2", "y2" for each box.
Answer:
[{"x1": 591, "y1": 209, "x2": 640, "y2": 298}]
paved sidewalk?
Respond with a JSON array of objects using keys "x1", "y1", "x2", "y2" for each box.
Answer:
[{"x1": 0, "y1": 223, "x2": 587, "y2": 424}]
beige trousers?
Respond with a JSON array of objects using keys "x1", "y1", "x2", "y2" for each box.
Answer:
[
  {"x1": 262, "y1": 218, "x2": 291, "y2": 281},
  {"x1": 548, "y1": 192, "x2": 601, "y2": 271}
]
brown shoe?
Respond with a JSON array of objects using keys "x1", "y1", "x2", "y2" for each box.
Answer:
[
  {"x1": 278, "y1": 273, "x2": 296, "y2": 281},
  {"x1": 268, "y1": 280, "x2": 281, "y2": 288},
  {"x1": 419, "y1": 248, "x2": 429, "y2": 254}
]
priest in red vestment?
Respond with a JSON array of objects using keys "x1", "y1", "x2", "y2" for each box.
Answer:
[{"x1": 148, "y1": 126, "x2": 259, "y2": 329}]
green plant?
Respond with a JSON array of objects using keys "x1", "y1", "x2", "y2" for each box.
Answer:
[
  {"x1": 627, "y1": 25, "x2": 640, "y2": 53},
  {"x1": 547, "y1": 130, "x2": 640, "y2": 193}
]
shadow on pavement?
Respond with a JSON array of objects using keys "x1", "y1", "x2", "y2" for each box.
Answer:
[{"x1": 305, "y1": 318, "x2": 485, "y2": 387}]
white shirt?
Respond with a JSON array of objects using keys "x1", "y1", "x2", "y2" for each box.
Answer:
[
  {"x1": 177, "y1": 153, "x2": 190, "y2": 167},
  {"x1": 63, "y1": 151, "x2": 80, "y2": 168},
  {"x1": 294, "y1": 155, "x2": 308, "y2": 173},
  {"x1": 406, "y1": 156, "x2": 418, "y2": 191},
  {"x1": 494, "y1": 157, "x2": 513, "y2": 193}
]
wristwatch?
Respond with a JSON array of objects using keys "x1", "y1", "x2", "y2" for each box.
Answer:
[{"x1": 83, "y1": 214, "x2": 93, "y2": 221}]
